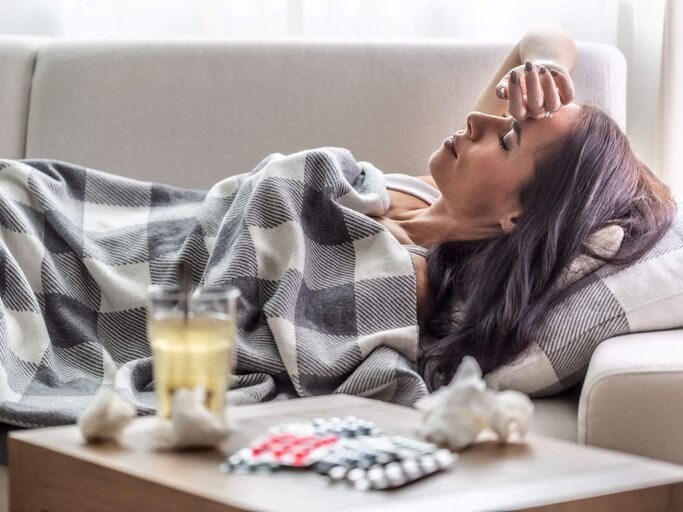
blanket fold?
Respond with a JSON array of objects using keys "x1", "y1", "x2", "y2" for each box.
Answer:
[{"x1": 0, "y1": 148, "x2": 428, "y2": 427}]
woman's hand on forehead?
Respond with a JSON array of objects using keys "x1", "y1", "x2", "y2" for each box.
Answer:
[{"x1": 496, "y1": 60, "x2": 575, "y2": 121}]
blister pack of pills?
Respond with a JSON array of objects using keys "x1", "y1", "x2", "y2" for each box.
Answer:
[{"x1": 219, "y1": 416, "x2": 457, "y2": 491}]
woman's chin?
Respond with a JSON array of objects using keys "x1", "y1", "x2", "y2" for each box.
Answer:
[
  {"x1": 427, "y1": 149, "x2": 442, "y2": 174},
  {"x1": 428, "y1": 150, "x2": 449, "y2": 183}
]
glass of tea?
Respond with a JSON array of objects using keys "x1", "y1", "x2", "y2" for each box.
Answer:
[{"x1": 146, "y1": 284, "x2": 240, "y2": 420}]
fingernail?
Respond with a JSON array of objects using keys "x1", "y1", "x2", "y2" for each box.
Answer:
[
  {"x1": 550, "y1": 69, "x2": 559, "y2": 77},
  {"x1": 510, "y1": 70, "x2": 518, "y2": 85},
  {"x1": 525, "y1": 61, "x2": 533, "y2": 72},
  {"x1": 538, "y1": 66, "x2": 547, "y2": 74}
]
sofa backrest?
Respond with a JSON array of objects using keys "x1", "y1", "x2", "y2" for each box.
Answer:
[
  {"x1": 0, "y1": 37, "x2": 46, "y2": 159},
  {"x1": 1, "y1": 38, "x2": 626, "y2": 188}
]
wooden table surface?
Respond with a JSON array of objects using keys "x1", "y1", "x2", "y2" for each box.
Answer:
[{"x1": 9, "y1": 394, "x2": 683, "y2": 512}]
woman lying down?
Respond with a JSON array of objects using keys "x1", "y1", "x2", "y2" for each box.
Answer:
[{"x1": 0, "y1": 26, "x2": 676, "y2": 424}]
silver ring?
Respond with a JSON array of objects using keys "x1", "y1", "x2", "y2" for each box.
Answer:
[
  {"x1": 544, "y1": 105, "x2": 562, "y2": 118},
  {"x1": 497, "y1": 86, "x2": 506, "y2": 99}
]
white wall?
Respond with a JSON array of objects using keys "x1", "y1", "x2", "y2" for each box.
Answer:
[{"x1": 0, "y1": 0, "x2": 674, "y2": 192}]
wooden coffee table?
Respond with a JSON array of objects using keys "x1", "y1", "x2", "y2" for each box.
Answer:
[{"x1": 9, "y1": 394, "x2": 683, "y2": 511}]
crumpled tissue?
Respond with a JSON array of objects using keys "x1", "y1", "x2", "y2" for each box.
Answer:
[
  {"x1": 152, "y1": 387, "x2": 229, "y2": 450},
  {"x1": 78, "y1": 388, "x2": 136, "y2": 443},
  {"x1": 415, "y1": 356, "x2": 534, "y2": 451}
]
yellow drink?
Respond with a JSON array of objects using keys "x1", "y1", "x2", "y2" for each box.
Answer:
[{"x1": 148, "y1": 313, "x2": 234, "y2": 419}]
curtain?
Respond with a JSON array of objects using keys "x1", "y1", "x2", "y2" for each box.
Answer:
[
  {"x1": 0, "y1": 0, "x2": 679, "y2": 196},
  {"x1": 660, "y1": 0, "x2": 683, "y2": 200},
  {"x1": 0, "y1": 0, "x2": 621, "y2": 42}
]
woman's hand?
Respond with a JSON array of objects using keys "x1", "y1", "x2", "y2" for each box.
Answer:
[{"x1": 495, "y1": 60, "x2": 575, "y2": 121}]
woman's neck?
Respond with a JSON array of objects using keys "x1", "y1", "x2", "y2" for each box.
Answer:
[{"x1": 388, "y1": 199, "x2": 503, "y2": 247}]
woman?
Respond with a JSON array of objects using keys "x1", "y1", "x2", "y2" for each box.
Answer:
[
  {"x1": 0, "y1": 26, "x2": 674, "y2": 415},
  {"x1": 370, "y1": 25, "x2": 677, "y2": 390}
]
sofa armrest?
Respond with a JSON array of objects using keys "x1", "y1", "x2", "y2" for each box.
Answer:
[{"x1": 579, "y1": 329, "x2": 683, "y2": 464}]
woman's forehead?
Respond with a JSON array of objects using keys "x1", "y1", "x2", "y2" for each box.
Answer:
[{"x1": 517, "y1": 103, "x2": 580, "y2": 144}]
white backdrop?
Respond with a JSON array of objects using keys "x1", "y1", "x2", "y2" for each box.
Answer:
[{"x1": 0, "y1": 0, "x2": 678, "y2": 197}]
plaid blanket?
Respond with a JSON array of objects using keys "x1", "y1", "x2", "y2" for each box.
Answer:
[{"x1": 0, "y1": 148, "x2": 427, "y2": 428}]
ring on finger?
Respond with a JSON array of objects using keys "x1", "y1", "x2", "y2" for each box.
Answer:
[
  {"x1": 544, "y1": 105, "x2": 562, "y2": 118},
  {"x1": 529, "y1": 108, "x2": 548, "y2": 119},
  {"x1": 497, "y1": 86, "x2": 506, "y2": 99}
]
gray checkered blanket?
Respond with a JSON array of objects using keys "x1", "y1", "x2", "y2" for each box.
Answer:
[{"x1": 0, "y1": 148, "x2": 427, "y2": 428}]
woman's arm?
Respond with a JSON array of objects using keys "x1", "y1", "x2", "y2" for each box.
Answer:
[{"x1": 469, "y1": 24, "x2": 577, "y2": 120}]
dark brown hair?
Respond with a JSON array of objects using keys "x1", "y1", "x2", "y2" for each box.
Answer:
[{"x1": 418, "y1": 103, "x2": 677, "y2": 391}]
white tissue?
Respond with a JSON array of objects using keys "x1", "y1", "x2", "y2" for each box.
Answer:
[
  {"x1": 152, "y1": 387, "x2": 229, "y2": 450},
  {"x1": 78, "y1": 388, "x2": 136, "y2": 443},
  {"x1": 415, "y1": 356, "x2": 534, "y2": 451}
]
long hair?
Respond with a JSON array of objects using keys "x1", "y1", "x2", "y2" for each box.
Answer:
[{"x1": 418, "y1": 103, "x2": 677, "y2": 391}]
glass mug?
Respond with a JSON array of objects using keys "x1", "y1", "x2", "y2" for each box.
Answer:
[{"x1": 146, "y1": 284, "x2": 240, "y2": 419}]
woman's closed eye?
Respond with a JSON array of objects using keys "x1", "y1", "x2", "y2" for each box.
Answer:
[{"x1": 497, "y1": 131, "x2": 511, "y2": 151}]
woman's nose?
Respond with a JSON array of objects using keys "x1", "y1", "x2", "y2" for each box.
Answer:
[{"x1": 465, "y1": 111, "x2": 506, "y2": 141}]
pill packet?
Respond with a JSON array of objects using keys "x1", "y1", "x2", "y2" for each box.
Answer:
[
  {"x1": 312, "y1": 435, "x2": 458, "y2": 491},
  {"x1": 221, "y1": 416, "x2": 373, "y2": 473},
  {"x1": 219, "y1": 415, "x2": 458, "y2": 490},
  {"x1": 271, "y1": 416, "x2": 382, "y2": 438}
]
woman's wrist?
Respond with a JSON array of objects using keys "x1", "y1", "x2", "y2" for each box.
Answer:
[{"x1": 518, "y1": 25, "x2": 576, "y2": 73}]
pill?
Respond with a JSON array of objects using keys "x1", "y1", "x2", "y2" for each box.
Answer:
[
  {"x1": 280, "y1": 454, "x2": 295, "y2": 465},
  {"x1": 401, "y1": 459, "x2": 423, "y2": 478},
  {"x1": 347, "y1": 467, "x2": 367, "y2": 482},
  {"x1": 354, "y1": 478, "x2": 372, "y2": 491},
  {"x1": 228, "y1": 454, "x2": 243, "y2": 465},
  {"x1": 370, "y1": 475, "x2": 390, "y2": 490},
  {"x1": 419, "y1": 455, "x2": 438, "y2": 473},
  {"x1": 258, "y1": 452, "x2": 277, "y2": 464},
  {"x1": 384, "y1": 462, "x2": 403, "y2": 477},
  {"x1": 328, "y1": 466, "x2": 348, "y2": 480},
  {"x1": 386, "y1": 472, "x2": 408, "y2": 487},
  {"x1": 367, "y1": 466, "x2": 385, "y2": 480},
  {"x1": 313, "y1": 461, "x2": 335, "y2": 474},
  {"x1": 434, "y1": 449, "x2": 457, "y2": 469},
  {"x1": 254, "y1": 464, "x2": 276, "y2": 474},
  {"x1": 376, "y1": 452, "x2": 395, "y2": 464}
]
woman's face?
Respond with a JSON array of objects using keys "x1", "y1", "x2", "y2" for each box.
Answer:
[{"x1": 429, "y1": 104, "x2": 580, "y2": 230}]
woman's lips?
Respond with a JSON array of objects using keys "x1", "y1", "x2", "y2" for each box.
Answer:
[{"x1": 444, "y1": 135, "x2": 458, "y2": 158}]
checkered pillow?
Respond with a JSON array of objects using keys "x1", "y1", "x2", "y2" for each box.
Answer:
[{"x1": 485, "y1": 208, "x2": 683, "y2": 396}]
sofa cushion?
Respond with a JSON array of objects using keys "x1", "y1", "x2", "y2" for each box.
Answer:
[
  {"x1": 578, "y1": 329, "x2": 683, "y2": 465},
  {"x1": 485, "y1": 208, "x2": 683, "y2": 397}
]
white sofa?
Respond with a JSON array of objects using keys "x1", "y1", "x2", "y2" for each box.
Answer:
[{"x1": 0, "y1": 38, "x2": 681, "y2": 483}]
